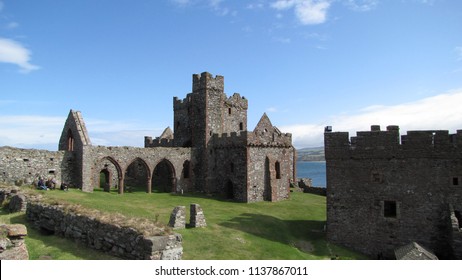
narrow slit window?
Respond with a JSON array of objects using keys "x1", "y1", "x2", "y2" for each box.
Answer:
[
  {"x1": 275, "y1": 161, "x2": 281, "y2": 179},
  {"x1": 453, "y1": 177, "x2": 459, "y2": 186}
]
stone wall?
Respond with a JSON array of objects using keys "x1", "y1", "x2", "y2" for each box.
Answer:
[
  {"x1": 0, "y1": 146, "x2": 66, "y2": 187},
  {"x1": 247, "y1": 146, "x2": 293, "y2": 202},
  {"x1": 210, "y1": 145, "x2": 248, "y2": 201},
  {"x1": 325, "y1": 125, "x2": 462, "y2": 259},
  {"x1": 297, "y1": 178, "x2": 327, "y2": 196},
  {"x1": 26, "y1": 202, "x2": 183, "y2": 260}
]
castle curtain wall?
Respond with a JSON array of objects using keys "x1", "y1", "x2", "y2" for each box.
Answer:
[{"x1": 325, "y1": 127, "x2": 462, "y2": 259}]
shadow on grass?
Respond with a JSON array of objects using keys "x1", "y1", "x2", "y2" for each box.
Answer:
[
  {"x1": 220, "y1": 212, "x2": 335, "y2": 258},
  {"x1": 8, "y1": 213, "x2": 118, "y2": 260}
]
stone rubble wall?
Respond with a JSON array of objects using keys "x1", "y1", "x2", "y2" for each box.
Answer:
[
  {"x1": 0, "y1": 146, "x2": 66, "y2": 187},
  {"x1": 26, "y1": 202, "x2": 183, "y2": 260},
  {"x1": 297, "y1": 178, "x2": 327, "y2": 196}
]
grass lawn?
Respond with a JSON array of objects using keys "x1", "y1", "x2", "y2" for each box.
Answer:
[{"x1": 1, "y1": 187, "x2": 365, "y2": 260}]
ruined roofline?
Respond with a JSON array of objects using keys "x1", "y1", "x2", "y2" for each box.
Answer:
[
  {"x1": 71, "y1": 110, "x2": 91, "y2": 146},
  {"x1": 324, "y1": 125, "x2": 462, "y2": 159}
]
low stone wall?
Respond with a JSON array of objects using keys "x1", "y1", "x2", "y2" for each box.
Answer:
[
  {"x1": 26, "y1": 202, "x2": 183, "y2": 260},
  {"x1": 297, "y1": 178, "x2": 326, "y2": 196}
]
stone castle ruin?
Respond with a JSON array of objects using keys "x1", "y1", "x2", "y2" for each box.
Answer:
[
  {"x1": 325, "y1": 125, "x2": 462, "y2": 259},
  {"x1": 1, "y1": 72, "x2": 295, "y2": 203}
]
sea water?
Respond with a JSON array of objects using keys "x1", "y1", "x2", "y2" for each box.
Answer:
[{"x1": 296, "y1": 161, "x2": 326, "y2": 187}]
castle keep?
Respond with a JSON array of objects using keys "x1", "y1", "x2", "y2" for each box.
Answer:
[
  {"x1": 0, "y1": 72, "x2": 295, "y2": 203},
  {"x1": 324, "y1": 125, "x2": 462, "y2": 259}
]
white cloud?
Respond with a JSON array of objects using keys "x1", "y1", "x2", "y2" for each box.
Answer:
[
  {"x1": 0, "y1": 37, "x2": 40, "y2": 73},
  {"x1": 345, "y1": 0, "x2": 378, "y2": 12},
  {"x1": 6, "y1": 22, "x2": 19, "y2": 29},
  {"x1": 0, "y1": 113, "x2": 164, "y2": 150},
  {"x1": 273, "y1": 37, "x2": 291, "y2": 43},
  {"x1": 0, "y1": 115, "x2": 65, "y2": 150},
  {"x1": 271, "y1": 0, "x2": 331, "y2": 25},
  {"x1": 170, "y1": 0, "x2": 191, "y2": 6},
  {"x1": 281, "y1": 89, "x2": 462, "y2": 148}
]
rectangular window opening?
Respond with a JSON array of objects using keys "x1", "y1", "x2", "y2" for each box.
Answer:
[
  {"x1": 453, "y1": 177, "x2": 459, "y2": 186},
  {"x1": 384, "y1": 201, "x2": 397, "y2": 218}
]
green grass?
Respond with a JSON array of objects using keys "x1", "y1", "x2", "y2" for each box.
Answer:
[{"x1": 1, "y1": 186, "x2": 366, "y2": 260}]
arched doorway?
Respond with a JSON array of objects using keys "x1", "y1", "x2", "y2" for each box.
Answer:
[
  {"x1": 152, "y1": 159, "x2": 176, "y2": 193},
  {"x1": 94, "y1": 157, "x2": 123, "y2": 193},
  {"x1": 99, "y1": 169, "x2": 111, "y2": 192},
  {"x1": 124, "y1": 158, "x2": 150, "y2": 193}
]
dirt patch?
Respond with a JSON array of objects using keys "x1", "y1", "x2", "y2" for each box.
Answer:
[{"x1": 293, "y1": 240, "x2": 314, "y2": 253}]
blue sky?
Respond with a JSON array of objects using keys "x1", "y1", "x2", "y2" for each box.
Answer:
[{"x1": 1, "y1": 0, "x2": 461, "y2": 150}]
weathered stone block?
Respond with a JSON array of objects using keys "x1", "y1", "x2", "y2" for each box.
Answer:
[
  {"x1": 168, "y1": 206, "x2": 186, "y2": 229},
  {"x1": 190, "y1": 203, "x2": 206, "y2": 228}
]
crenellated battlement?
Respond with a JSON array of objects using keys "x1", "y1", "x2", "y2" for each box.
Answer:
[
  {"x1": 247, "y1": 130, "x2": 293, "y2": 148},
  {"x1": 192, "y1": 72, "x2": 224, "y2": 93},
  {"x1": 224, "y1": 93, "x2": 248, "y2": 110},
  {"x1": 173, "y1": 94, "x2": 192, "y2": 110},
  {"x1": 325, "y1": 125, "x2": 462, "y2": 159},
  {"x1": 144, "y1": 136, "x2": 174, "y2": 147},
  {"x1": 210, "y1": 131, "x2": 248, "y2": 148}
]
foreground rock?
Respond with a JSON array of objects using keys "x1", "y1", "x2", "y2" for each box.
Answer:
[{"x1": 0, "y1": 224, "x2": 29, "y2": 260}]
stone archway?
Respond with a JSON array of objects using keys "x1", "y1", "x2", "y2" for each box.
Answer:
[
  {"x1": 124, "y1": 158, "x2": 151, "y2": 193},
  {"x1": 94, "y1": 157, "x2": 124, "y2": 194},
  {"x1": 152, "y1": 159, "x2": 176, "y2": 193}
]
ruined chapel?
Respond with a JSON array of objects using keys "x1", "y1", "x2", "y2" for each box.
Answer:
[{"x1": 0, "y1": 72, "x2": 295, "y2": 203}]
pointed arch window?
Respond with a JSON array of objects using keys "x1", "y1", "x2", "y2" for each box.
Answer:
[{"x1": 67, "y1": 129, "x2": 74, "y2": 151}]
